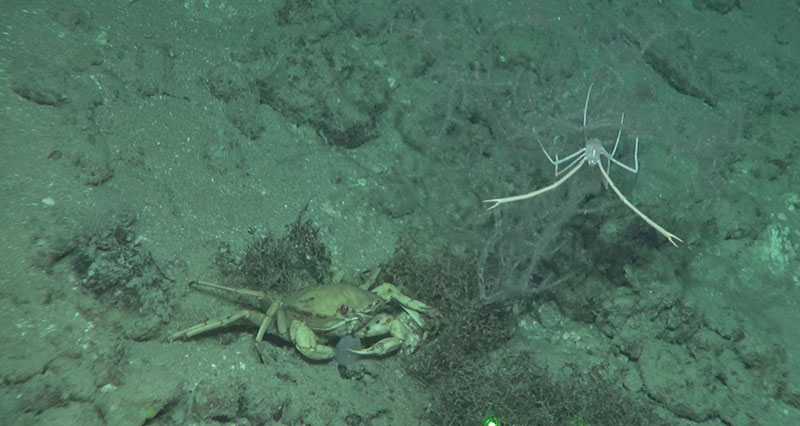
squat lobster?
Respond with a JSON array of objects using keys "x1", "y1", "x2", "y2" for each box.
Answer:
[{"x1": 484, "y1": 84, "x2": 683, "y2": 247}]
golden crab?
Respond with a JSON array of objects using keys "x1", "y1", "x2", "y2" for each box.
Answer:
[{"x1": 170, "y1": 280, "x2": 438, "y2": 361}]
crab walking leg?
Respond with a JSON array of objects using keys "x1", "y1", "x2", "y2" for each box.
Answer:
[
  {"x1": 483, "y1": 158, "x2": 586, "y2": 210},
  {"x1": 597, "y1": 164, "x2": 683, "y2": 247},
  {"x1": 170, "y1": 309, "x2": 267, "y2": 340},
  {"x1": 192, "y1": 280, "x2": 268, "y2": 300},
  {"x1": 256, "y1": 301, "x2": 281, "y2": 342}
]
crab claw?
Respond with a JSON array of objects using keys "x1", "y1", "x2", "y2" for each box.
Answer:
[
  {"x1": 370, "y1": 283, "x2": 437, "y2": 328},
  {"x1": 353, "y1": 312, "x2": 424, "y2": 356},
  {"x1": 350, "y1": 337, "x2": 404, "y2": 356},
  {"x1": 290, "y1": 321, "x2": 336, "y2": 361}
]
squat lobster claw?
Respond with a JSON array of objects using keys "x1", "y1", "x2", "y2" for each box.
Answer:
[{"x1": 483, "y1": 84, "x2": 683, "y2": 247}]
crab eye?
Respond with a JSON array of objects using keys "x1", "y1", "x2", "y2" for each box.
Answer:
[{"x1": 339, "y1": 304, "x2": 350, "y2": 315}]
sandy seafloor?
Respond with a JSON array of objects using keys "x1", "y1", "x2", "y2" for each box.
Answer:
[{"x1": 1, "y1": 0, "x2": 799, "y2": 425}]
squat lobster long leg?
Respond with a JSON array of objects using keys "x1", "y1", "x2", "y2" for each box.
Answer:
[
  {"x1": 595, "y1": 163, "x2": 683, "y2": 247},
  {"x1": 483, "y1": 85, "x2": 683, "y2": 247},
  {"x1": 484, "y1": 156, "x2": 585, "y2": 208}
]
